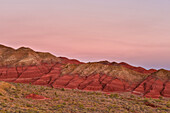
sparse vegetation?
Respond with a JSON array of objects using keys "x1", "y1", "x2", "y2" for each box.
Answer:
[{"x1": 0, "y1": 81, "x2": 169, "y2": 113}]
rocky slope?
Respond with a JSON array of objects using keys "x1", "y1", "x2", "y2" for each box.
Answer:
[{"x1": 0, "y1": 44, "x2": 169, "y2": 98}]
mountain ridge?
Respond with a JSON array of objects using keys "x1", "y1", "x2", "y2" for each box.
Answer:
[
  {"x1": 0, "y1": 44, "x2": 169, "y2": 98},
  {"x1": 0, "y1": 44, "x2": 159, "y2": 73}
]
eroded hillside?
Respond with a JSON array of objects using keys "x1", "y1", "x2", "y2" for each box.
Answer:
[{"x1": 0, "y1": 44, "x2": 169, "y2": 98}]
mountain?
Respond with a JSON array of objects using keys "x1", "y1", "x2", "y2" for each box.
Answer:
[
  {"x1": 0, "y1": 44, "x2": 81, "y2": 66},
  {"x1": 0, "y1": 44, "x2": 169, "y2": 98}
]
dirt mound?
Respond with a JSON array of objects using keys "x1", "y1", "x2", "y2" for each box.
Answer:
[{"x1": 25, "y1": 94, "x2": 50, "y2": 100}]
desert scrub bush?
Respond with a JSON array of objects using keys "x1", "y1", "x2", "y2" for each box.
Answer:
[
  {"x1": 51, "y1": 104, "x2": 64, "y2": 110},
  {"x1": 63, "y1": 102, "x2": 66, "y2": 105},
  {"x1": 16, "y1": 89, "x2": 21, "y2": 92},
  {"x1": 87, "y1": 92, "x2": 96, "y2": 95},
  {"x1": 53, "y1": 98, "x2": 59, "y2": 101},
  {"x1": 87, "y1": 92, "x2": 91, "y2": 95},
  {"x1": 33, "y1": 91, "x2": 39, "y2": 95},
  {"x1": 154, "y1": 99, "x2": 162, "y2": 102},
  {"x1": 29, "y1": 82, "x2": 32, "y2": 85},
  {"x1": 0, "y1": 110, "x2": 7, "y2": 113},
  {"x1": 25, "y1": 109, "x2": 39, "y2": 113},
  {"x1": 10, "y1": 98, "x2": 14, "y2": 101},
  {"x1": 156, "y1": 107, "x2": 169, "y2": 112},
  {"x1": 101, "y1": 99, "x2": 105, "y2": 102},
  {"x1": 159, "y1": 96, "x2": 163, "y2": 100},
  {"x1": 130, "y1": 94, "x2": 135, "y2": 98},
  {"x1": 109, "y1": 94, "x2": 119, "y2": 98},
  {"x1": 78, "y1": 104, "x2": 84, "y2": 109},
  {"x1": 107, "y1": 105, "x2": 116, "y2": 110},
  {"x1": 87, "y1": 107, "x2": 96, "y2": 111},
  {"x1": 61, "y1": 88, "x2": 65, "y2": 91},
  {"x1": 0, "y1": 93, "x2": 3, "y2": 96},
  {"x1": 26, "y1": 103, "x2": 32, "y2": 107},
  {"x1": 143, "y1": 98, "x2": 149, "y2": 103},
  {"x1": 95, "y1": 92, "x2": 102, "y2": 95},
  {"x1": 159, "y1": 106, "x2": 169, "y2": 111},
  {"x1": 15, "y1": 94, "x2": 19, "y2": 98},
  {"x1": 0, "y1": 102, "x2": 7, "y2": 107},
  {"x1": 54, "y1": 92, "x2": 58, "y2": 97},
  {"x1": 166, "y1": 103, "x2": 170, "y2": 108},
  {"x1": 16, "y1": 83, "x2": 20, "y2": 87},
  {"x1": 40, "y1": 87, "x2": 46, "y2": 91},
  {"x1": 64, "y1": 98, "x2": 70, "y2": 102}
]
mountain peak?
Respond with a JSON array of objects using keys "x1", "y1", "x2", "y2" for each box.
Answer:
[
  {"x1": 17, "y1": 47, "x2": 34, "y2": 51},
  {"x1": 0, "y1": 44, "x2": 15, "y2": 50}
]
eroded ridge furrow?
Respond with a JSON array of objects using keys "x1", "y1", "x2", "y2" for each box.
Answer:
[
  {"x1": 48, "y1": 69, "x2": 62, "y2": 86},
  {"x1": 0, "y1": 70, "x2": 3, "y2": 76},
  {"x1": 32, "y1": 63, "x2": 60, "y2": 85},
  {"x1": 160, "y1": 81, "x2": 168, "y2": 96},
  {"x1": 16, "y1": 66, "x2": 28, "y2": 78},
  {"x1": 160, "y1": 80, "x2": 169, "y2": 96},
  {"x1": 51, "y1": 75, "x2": 74, "y2": 88},
  {"x1": 103, "y1": 78, "x2": 123, "y2": 92},
  {"x1": 36, "y1": 62, "x2": 57, "y2": 75},
  {"x1": 48, "y1": 68, "x2": 62, "y2": 87},
  {"x1": 64, "y1": 76, "x2": 76, "y2": 87},
  {"x1": 44, "y1": 62, "x2": 59, "y2": 74},
  {"x1": 77, "y1": 74, "x2": 94, "y2": 90},
  {"x1": 47, "y1": 76, "x2": 53, "y2": 85},
  {"x1": 76, "y1": 74, "x2": 101, "y2": 91},
  {"x1": 12, "y1": 66, "x2": 29, "y2": 82},
  {"x1": 77, "y1": 77, "x2": 87, "y2": 89},
  {"x1": 79, "y1": 80, "x2": 94, "y2": 90},
  {"x1": 98, "y1": 75, "x2": 108, "y2": 90},
  {"x1": 2, "y1": 67, "x2": 10, "y2": 77},
  {"x1": 6, "y1": 68, "x2": 9, "y2": 76},
  {"x1": 102, "y1": 76, "x2": 115, "y2": 86},
  {"x1": 143, "y1": 78, "x2": 158, "y2": 96},
  {"x1": 36, "y1": 65, "x2": 45, "y2": 75},
  {"x1": 50, "y1": 76, "x2": 61, "y2": 88},
  {"x1": 100, "y1": 75, "x2": 111, "y2": 90},
  {"x1": 132, "y1": 75, "x2": 152, "y2": 91}
]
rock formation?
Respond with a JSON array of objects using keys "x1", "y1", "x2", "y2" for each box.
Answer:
[{"x1": 0, "y1": 44, "x2": 169, "y2": 98}]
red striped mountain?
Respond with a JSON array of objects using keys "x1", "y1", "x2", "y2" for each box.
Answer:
[{"x1": 0, "y1": 44, "x2": 169, "y2": 98}]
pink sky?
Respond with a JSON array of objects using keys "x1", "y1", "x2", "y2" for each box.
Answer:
[{"x1": 0, "y1": 0, "x2": 170, "y2": 69}]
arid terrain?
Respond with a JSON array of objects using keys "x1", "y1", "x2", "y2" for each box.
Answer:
[
  {"x1": 0, "y1": 81, "x2": 169, "y2": 113},
  {"x1": 0, "y1": 44, "x2": 169, "y2": 112}
]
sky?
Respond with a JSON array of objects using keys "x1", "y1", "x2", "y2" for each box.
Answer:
[{"x1": 0, "y1": 0, "x2": 170, "y2": 69}]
